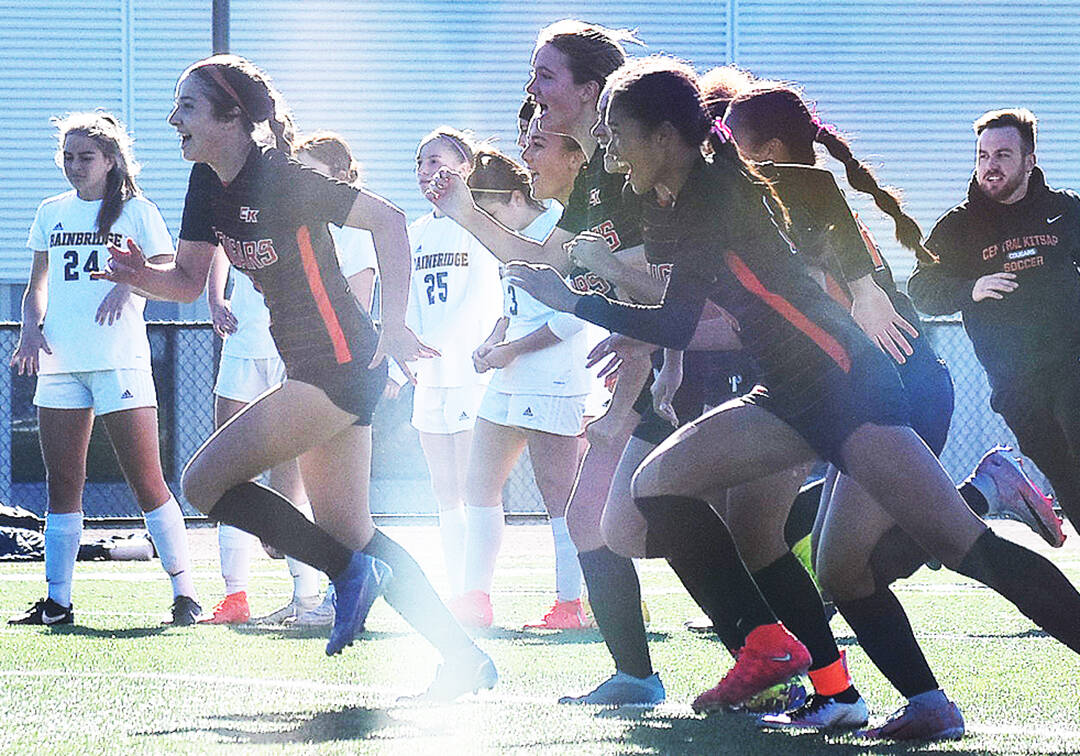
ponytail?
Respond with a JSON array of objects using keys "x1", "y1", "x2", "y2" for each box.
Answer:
[{"x1": 814, "y1": 126, "x2": 937, "y2": 263}]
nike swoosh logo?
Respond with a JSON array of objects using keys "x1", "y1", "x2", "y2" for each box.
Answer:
[
  {"x1": 42, "y1": 611, "x2": 67, "y2": 624},
  {"x1": 1047, "y1": 215, "x2": 1063, "y2": 223},
  {"x1": 771, "y1": 653, "x2": 793, "y2": 663}
]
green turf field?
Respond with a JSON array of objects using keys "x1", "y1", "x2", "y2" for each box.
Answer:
[{"x1": 2, "y1": 520, "x2": 1078, "y2": 754}]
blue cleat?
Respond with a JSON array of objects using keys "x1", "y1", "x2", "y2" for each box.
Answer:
[
  {"x1": 558, "y1": 671, "x2": 666, "y2": 706},
  {"x1": 326, "y1": 552, "x2": 391, "y2": 656}
]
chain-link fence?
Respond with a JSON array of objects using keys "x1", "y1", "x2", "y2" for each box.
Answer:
[{"x1": 0, "y1": 318, "x2": 1045, "y2": 520}]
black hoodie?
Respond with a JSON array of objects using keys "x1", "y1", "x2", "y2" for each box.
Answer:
[{"x1": 909, "y1": 167, "x2": 1080, "y2": 392}]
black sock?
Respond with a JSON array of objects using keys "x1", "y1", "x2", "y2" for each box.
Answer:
[
  {"x1": 956, "y1": 530, "x2": 1080, "y2": 653},
  {"x1": 578, "y1": 546, "x2": 652, "y2": 679},
  {"x1": 958, "y1": 482, "x2": 989, "y2": 517},
  {"x1": 637, "y1": 495, "x2": 777, "y2": 647},
  {"x1": 209, "y1": 482, "x2": 351, "y2": 578},
  {"x1": 784, "y1": 478, "x2": 824, "y2": 549},
  {"x1": 362, "y1": 530, "x2": 477, "y2": 659},
  {"x1": 835, "y1": 588, "x2": 938, "y2": 698},
  {"x1": 753, "y1": 552, "x2": 840, "y2": 670}
]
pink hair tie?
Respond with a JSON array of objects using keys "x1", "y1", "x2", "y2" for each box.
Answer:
[
  {"x1": 206, "y1": 65, "x2": 256, "y2": 123},
  {"x1": 811, "y1": 114, "x2": 837, "y2": 141},
  {"x1": 711, "y1": 117, "x2": 734, "y2": 144}
]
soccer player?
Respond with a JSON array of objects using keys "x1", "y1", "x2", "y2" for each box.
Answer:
[
  {"x1": 455, "y1": 148, "x2": 590, "y2": 629},
  {"x1": 95, "y1": 54, "x2": 495, "y2": 700},
  {"x1": 507, "y1": 57, "x2": 1080, "y2": 731},
  {"x1": 910, "y1": 108, "x2": 1080, "y2": 535},
  {"x1": 7, "y1": 111, "x2": 200, "y2": 627},
  {"x1": 403, "y1": 127, "x2": 504, "y2": 603},
  {"x1": 201, "y1": 131, "x2": 379, "y2": 627}
]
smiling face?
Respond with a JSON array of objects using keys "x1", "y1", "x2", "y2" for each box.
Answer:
[
  {"x1": 415, "y1": 137, "x2": 470, "y2": 196},
  {"x1": 62, "y1": 133, "x2": 113, "y2": 201},
  {"x1": 603, "y1": 101, "x2": 661, "y2": 195},
  {"x1": 976, "y1": 126, "x2": 1034, "y2": 204},
  {"x1": 525, "y1": 43, "x2": 594, "y2": 135},
  {"x1": 521, "y1": 119, "x2": 583, "y2": 202},
  {"x1": 167, "y1": 74, "x2": 236, "y2": 165}
]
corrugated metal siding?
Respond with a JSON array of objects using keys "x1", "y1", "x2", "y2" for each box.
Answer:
[
  {"x1": 0, "y1": 0, "x2": 125, "y2": 282},
  {"x1": 0, "y1": 0, "x2": 209, "y2": 286},
  {"x1": 228, "y1": 1, "x2": 730, "y2": 223},
  {"x1": 734, "y1": 1, "x2": 1080, "y2": 282},
  {"x1": 3, "y1": 2, "x2": 1080, "y2": 286}
]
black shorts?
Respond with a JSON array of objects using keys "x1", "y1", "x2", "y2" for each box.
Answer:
[
  {"x1": 742, "y1": 341, "x2": 910, "y2": 470},
  {"x1": 631, "y1": 351, "x2": 760, "y2": 445},
  {"x1": 289, "y1": 355, "x2": 388, "y2": 427}
]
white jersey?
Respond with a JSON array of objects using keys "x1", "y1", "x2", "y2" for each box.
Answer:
[
  {"x1": 27, "y1": 191, "x2": 172, "y2": 374},
  {"x1": 406, "y1": 212, "x2": 502, "y2": 387},
  {"x1": 329, "y1": 224, "x2": 377, "y2": 279},
  {"x1": 490, "y1": 205, "x2": 591, "y2": 396},
  {"x1": 221, "y1": 270, "x2": 278, "y2": 359}
]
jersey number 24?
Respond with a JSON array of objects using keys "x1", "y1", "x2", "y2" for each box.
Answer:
[{"x1": 63, "y1": 249, "x2": 100, "y2": 281}]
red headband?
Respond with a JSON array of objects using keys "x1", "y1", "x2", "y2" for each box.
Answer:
[{"x1": 205, "y1": 65, "x2": 256, "y2": 123}]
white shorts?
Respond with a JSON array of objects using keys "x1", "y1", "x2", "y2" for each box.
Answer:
[
  {"x1": 584, "y1": 383, "x2": 612, "y2": 419},
  {"x1": 478, "y1": 389, "x2": 588, "y2": 437},
  {"x1": 34, "y1": 369, "x2": 157, "y2": 415},
  {"x1": 215, "y1": 354, "x2": 287, "y2": 403},
  {"x1": 411, "y1": 384, "x2": 487, "y2": 434}
]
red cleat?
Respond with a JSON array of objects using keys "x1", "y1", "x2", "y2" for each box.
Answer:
[
  {"x1": 524, "y1": 599, "x2": 589, "y2": 630},
  {"x1": 448, "y1": 590, "x2": 493, "y2": 629},
  {"x1": 198, "y1": 591, "x2": 250, "y2": 625},
  {"x1": 692, "y1": 623, "x2": 811, "y2": 713}
]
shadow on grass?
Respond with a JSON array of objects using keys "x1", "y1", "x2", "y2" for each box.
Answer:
[
  {"x1": 227, "y1": 625, "x2": 410, "y2": 642},
  {"x1": 609, "y1": 708, "x2": 1061, "y2": 756},
  {"x1": 138, "y1": 706, "x2": 407, "y2": 745},
  {"x1": 48, "y1": 624, "x2": 167, "y2": 639}
]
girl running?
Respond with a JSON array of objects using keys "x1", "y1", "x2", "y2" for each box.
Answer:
[
  {"x1": 406, "y1": 127, "x2": 504, "y2": 602},
  {"x1": 202, "y1": 131, "x2": 380, "y2": 627},
  {"x1": 8, "y1": 111, "x2": 199, "y2": 627},
  {"x1": 455, "y1": 148, "x2": 590, "y2": 629},
  {"x1": 721, "y1": 84, "x2": 1065, "y2": 736},
  {"x1": 508, "y1": 57, "x2": 1080, "y2": 735},
  {"x1": 96, "y1": 54, "x2": 495, "y2": 701}
]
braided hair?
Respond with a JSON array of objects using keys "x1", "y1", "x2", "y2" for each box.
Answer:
[{"x1": 725, "y1": 86, "x2": 935, "y2": 263}]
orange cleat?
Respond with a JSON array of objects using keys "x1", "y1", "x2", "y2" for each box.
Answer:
[
  {"x1": 198, "y1": 591, "x2": 250, "y2": 625},
  {"x1": 448, "y1": 590, "x2": 493, "y2": 629},
  {"x1": 692, "y1": 623, "x2": 811, "y2": 713},
  {"x1": 524, "y1": 599, "x2": 589, "y2": 630}
]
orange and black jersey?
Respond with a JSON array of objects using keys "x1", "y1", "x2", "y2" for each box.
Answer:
[
  {"x1": 574, "y1": 157, "x2": 908, "y2": 463},
  {"x1": 558, "y1": 148, "x2": 643, "y2": 295},
  {"x1": 180, "y1": 144, "x2": 376, "y2": 375},
  {"x1": 911, "y1": 167, "x2": 1080, "y2": 389}
]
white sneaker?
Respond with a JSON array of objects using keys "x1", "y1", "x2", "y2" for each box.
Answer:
[
  {"x1": 760, "y1": 694, "x2": 869, "y2": 730},
  {"x1": 289, "y1": 585, "x2": 336, "y2": 628},
  {"x1": 252, "y1": 594, "x2": 321, "y2": 625}
]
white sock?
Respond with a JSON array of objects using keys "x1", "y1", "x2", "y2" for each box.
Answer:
[
  {"x1": 218, "y1": 524, "x2": 256, "y2": 595},
  {"x1": 287, "y1": 499, "x2": 322, "y2": 599},
  {"x1": 144, "y1": 496, "x2": 197, "y2": 599},
  {"x1": 464, "y1": 505, "x2": 505, "y2": 595},
  {"x1": 439, "y1": 505, "x2": 467, "y2": 596},
  {"x1": 550, "y1": 517, "x2": 582, "y2": 602},
  {"x1": 44, "y1": 512, "x2": 82, "y2": 607}
]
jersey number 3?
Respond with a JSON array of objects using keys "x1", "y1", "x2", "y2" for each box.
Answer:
[
  {"x1": 424, "y1": 271, "x2": 448, "y2": 304},
  {"x1": 63, "y1": 249, "x2": 100, "y2": 281}
]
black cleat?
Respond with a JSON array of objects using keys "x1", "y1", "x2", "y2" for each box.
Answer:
[
  {"x1": 163, "y1": 595, "x2": 202, "y2": 626},
  {"x1": 8, "y1": 597, "x2": 73, "y2": 626}
]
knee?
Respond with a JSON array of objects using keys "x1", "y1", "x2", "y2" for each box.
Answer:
[
  {"x1": 179, "y1": 460, "x2": 218, "y2": 515},
  {"x1": 600, "y1": 501, "x2": 647, "y2": 559}
]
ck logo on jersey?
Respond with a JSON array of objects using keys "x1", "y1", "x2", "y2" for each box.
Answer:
[
  {"x1": 522, "y1": 407, "x2": 534, "y2": 418},
  {"x1": 120, "y1": 390, "x2": 133, "y2": 400},
  {"x1": 588, "y1": 187, "x2": 601, "y2": 207},
  {"x1": 52, "y1": 222, "x2": 63, "y2": 232},
  {"x1": 1048, "y1": 214, "x2": 1063, "y2": 224},
  {"x1": 239, "y1": 206, "x2": 260, "y2": 223}
]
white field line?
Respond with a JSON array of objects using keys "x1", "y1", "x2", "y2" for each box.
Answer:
[{"x1": 1, "y1": 669, "x2": 1078, "y2": 741}]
